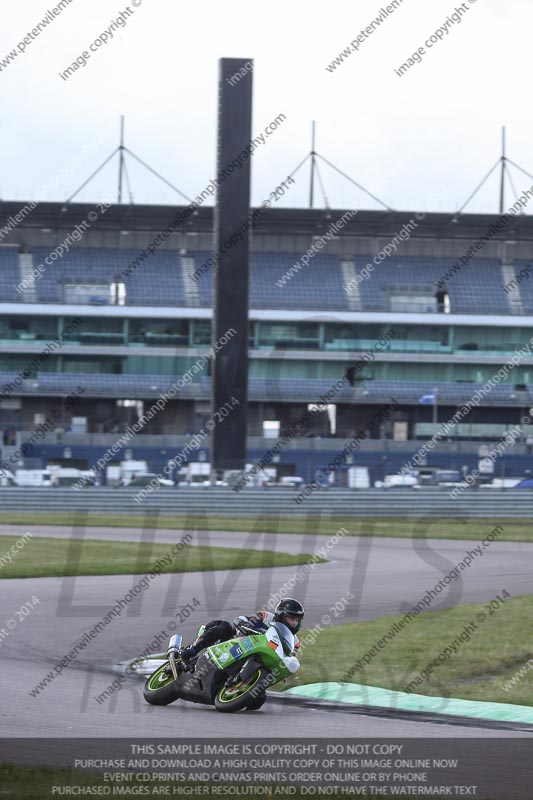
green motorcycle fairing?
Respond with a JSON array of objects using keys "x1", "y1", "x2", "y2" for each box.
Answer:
[{"x1": 207, "y1": 627, "x2": 293, "y2": 683}]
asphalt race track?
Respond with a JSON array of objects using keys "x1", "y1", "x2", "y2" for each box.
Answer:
[{"x1": 0, "y1": 524, "x2": 532, "y2": 740}]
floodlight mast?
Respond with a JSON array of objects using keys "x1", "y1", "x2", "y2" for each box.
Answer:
[
  {"x1": 457, "y1": 126, "x2": 533, "y2": 215},
  {"x1": 309, "y1": 120, "x2": 316, "y2": 209},
  {"x1": 499, "y1": 126, "x2": 506, "y2": 215},
  {"x1": 65, "y1": 117, "x2": 191, "y2": 205},
  {"x1": 118, "y1": 115, "x2": 125, "y2": 205}
]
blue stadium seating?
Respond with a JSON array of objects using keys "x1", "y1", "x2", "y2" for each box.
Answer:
[
  {"x1": 187, "y1": 252, "x2": 512, "y2": 314},
  {"x1": 21, "y1": 248, "x2": 513, "y2": 314},
  {"x1": 446, "y1": 257, "x2": 510, "y2": 315},
  {"x1": 253, "y1": 252, "x2": 348, "y2": 310},
  {"x1": 1, "y1": 371, "x2": 529, "y2": 405},
  {"x1": 0, "y1": 248, "x2": 22, "y2": 302},
  {"x1": 31, "y1": 247, "x2": 187, "y2": 305},
  {"x1": 0, "y1": 371, "x2": 203, "y2": 398},
  {"x1": 354, "y1": 256, "x2": 510, "y2": 315}
]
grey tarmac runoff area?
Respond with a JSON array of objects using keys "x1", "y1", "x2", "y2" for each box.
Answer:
[{"x1": 0, "y1": 523, "x2": 532, "y2": 739}]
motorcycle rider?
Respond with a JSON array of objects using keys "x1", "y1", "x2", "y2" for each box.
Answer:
[{"x1": 176, "y1": 598, "x2": 304, "y2": 667}]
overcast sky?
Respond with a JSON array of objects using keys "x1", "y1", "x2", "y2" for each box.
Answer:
[{"x1": 0, "y1": 0, "x2": 530, "y2": 214}]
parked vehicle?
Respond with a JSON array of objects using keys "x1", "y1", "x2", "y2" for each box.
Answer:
[
  {"x1": 0, "y1": 469, "x2": 17, "y2": 487},
  {"x1": 347, "y1": 466, "x2": 370, "y2": 489},
  {"x1": 125, "y1": 473, "x2": 174, "y2": 488},
  {"x1": 514, "y1": 478, "x2": 533, "y2": 489},
  {"x1": 278, "y1": 476, "x2": 304, "y2": 487},
  {"x1": 111, "y1": 459, "x2": 149, "y2": 487},
  {"x1": 49, "y1": 467, "x2": 95, "y2": 487},
  {"x1": 382, "y1": 473, "x2": 418, "y2": 488},
  {"x1": 184, "y1": 462, "x2": 211, "y2": 486},
  {"x1": 14, "y1": 469, "x2": 53, "y2": 487}
]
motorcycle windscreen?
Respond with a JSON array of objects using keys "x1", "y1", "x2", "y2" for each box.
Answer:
[{"x1": 269, "y1": 622, "x2": 295, "y2": 656}]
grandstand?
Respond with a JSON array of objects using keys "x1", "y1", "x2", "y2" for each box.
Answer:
[
  {"x1": 0, "y1": 246, "x2": 23, "y2": 303},
  {"x1": 1, "y1": 200, "x2": 533, "y2": 483}
]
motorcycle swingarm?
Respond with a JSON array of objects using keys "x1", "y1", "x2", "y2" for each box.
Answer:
[{"x1": 174, "y1": 652, "x2": 224, "y2": 705}]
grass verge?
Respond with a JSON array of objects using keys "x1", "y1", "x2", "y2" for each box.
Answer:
[
  {"x1": 0, "y1": 535, "x2": 322, "y2": 579},
  {"x1": 1, "y1": 512, "x2": 533, "y2": 541},
  {"x1": 290, "y1": 594, "x2": 533, "y2": 707}
]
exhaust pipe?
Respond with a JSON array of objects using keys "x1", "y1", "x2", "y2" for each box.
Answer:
[{"x1": 167, "y1": 634, "x2": 182, "y2": 681}]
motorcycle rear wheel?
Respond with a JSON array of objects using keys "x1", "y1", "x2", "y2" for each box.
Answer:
[{"x1": 143, "y1": 662, "x2": 180, "y2": 706}]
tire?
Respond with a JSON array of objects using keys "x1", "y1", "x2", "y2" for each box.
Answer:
[
  {"x1": 143, "y1": 663, "x2": 180, "y2": 706},
  {"x1": 214, "y1": 667, "x2": 269, "y2": 713},
  {"x1": 245, "y1": 693, "x2": 266, "y2": 711}
]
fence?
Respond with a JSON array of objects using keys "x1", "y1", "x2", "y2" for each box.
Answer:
[{"x1": 0, "y1": 487, "x2": 532, "y2": 517}]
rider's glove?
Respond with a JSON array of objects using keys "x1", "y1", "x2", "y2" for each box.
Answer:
[
  {"x1": 248, "y1": 612, "x2": 269, "y2": 631},
  {"x1": 233, "y1": 614, "x2": 267, "y2": 633}
]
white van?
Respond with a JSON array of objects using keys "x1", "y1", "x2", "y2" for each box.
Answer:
[{"x1": 15, "y1": 469, "x2": 53, "y2": 487}]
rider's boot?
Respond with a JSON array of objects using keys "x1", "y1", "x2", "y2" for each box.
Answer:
[{"x1": 176, "y1": 644, "x2": 198, "y2": 670}]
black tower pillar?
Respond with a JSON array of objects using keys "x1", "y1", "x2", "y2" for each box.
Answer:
[{"x1": 211, "y1": 58, "x2": 253, "y2": 472}]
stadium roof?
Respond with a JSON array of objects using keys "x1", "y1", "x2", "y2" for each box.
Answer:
[{"x1": 2, "y1": 201, "x2": 533, "y2": 241}]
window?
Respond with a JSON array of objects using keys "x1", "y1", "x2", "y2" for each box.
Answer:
[
  {"x1": 62, "y1": 317, "x2": 124, "y2": 345},
  {"x1": 258, "y1": 323, "x2": 319, "y2": 349},
  {"x1": 192, "y1": 320, "x2": 211, "y2": 345},
  {"x1": 129, "y1": 319, "x2": 189, "y2": 346}
]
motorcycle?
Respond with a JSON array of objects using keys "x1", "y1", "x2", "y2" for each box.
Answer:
[{"x1": 143, "y1": 619, "x2": 300, "y2": 713}]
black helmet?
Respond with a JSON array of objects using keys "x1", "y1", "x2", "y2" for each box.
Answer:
[{"x1": 274, "y1": 598, "x2": 304, "y2": 634}]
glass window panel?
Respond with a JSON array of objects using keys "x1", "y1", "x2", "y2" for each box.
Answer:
[
  {"x1": 258, "y1": 323, "x2": 319, "y2": 349},
  {"x1": 129, "y1": 318, "x2": 189, "y2": 346},
  {"x1": 0, "y1": 316, "x2": 57, "y2": 342},
  {"x1": 192, "y1": 320, "x2": 211, "y2": 345},
  {"x1": 62, "y1": 317, "x2": 124, "y2": 345}
]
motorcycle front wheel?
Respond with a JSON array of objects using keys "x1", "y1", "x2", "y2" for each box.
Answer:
[
  {"x1": 143, "y1": 662, "x2": 180, "y2": 706},
  {"x1": 214, "y1": 667, "x2": 269, "y2": 713}
]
